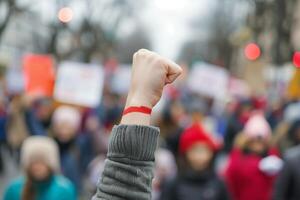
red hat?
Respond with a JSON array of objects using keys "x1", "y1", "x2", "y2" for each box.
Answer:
[{"x1": 179, "y1": 123, "x2": 218, "y2": 154}]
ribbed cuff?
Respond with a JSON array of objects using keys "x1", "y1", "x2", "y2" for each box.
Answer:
[{"x1": 108, "y1": 125, "x2": 160, "y2": 161}]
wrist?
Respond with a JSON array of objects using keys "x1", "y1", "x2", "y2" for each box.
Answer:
[
  {"x1": 125, "y1": 93, "x2": 153, "y2": 109},
  {"x1": 120, "y1": 112, "x2": 151, "y2": 126},
  {"x1": 121, "y1": 93, "x2": 152, "y2": 126},
  {"x1": 123, "y1": 106, "x2": 152, "y2": 116}
]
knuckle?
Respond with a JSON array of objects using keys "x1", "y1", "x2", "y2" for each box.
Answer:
[
  {"x1": 133, "y1": 52, "x2": 138, "y2": 60},
  {"x1": 137, "y1": 49, "x2": 150, "y2": 58},
  {"x1": 155, "y1": 57, "x2": 165, "y2": 66},
  {"x1": 138, "y1": 48, "x2": 148, "y2": 53},
  {"x1": 138, "y1": 49, "x2": 147, "y2": 54}
]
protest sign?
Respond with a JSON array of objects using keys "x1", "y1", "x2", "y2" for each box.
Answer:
[
  {"x1": 54, "y1": 62, "x2": 104, "y2": 107},
  {"x1": 6, "y1": 67, "x2": 24, "y2": 94},
  {"x1": 228, "y1": 77, "x2": 251, "y2": 98},
  {"x1": 187, "y1": 62, "x2": 229, "y2": 100},
  {"x1": 111, "y1": 65, "x2": 131, "y2": 94},
  {"x1": 23, "y1": 54, "x2": 55, "y2": 97}
]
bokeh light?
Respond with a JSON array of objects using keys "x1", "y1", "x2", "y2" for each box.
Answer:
[
  {"x1": 293, "y1": 52, "x2": 300, "y2": 68},
  {"x1": 244, "y1": 43, "x2": 261, "y2": 61},
  {"x1": 58, "y1": 7, "x2": 73, "y2": 23}
]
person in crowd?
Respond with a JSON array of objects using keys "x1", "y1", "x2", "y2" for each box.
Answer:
[
  {"x1": 152, "y1": 148, "x2": 177, "y2": 200},
  {"x1": 24, "y1": 97, "x2": 53, "y2": 136},
  {"x1": 0, "y1": 96, "x2": 7, "y2": 173},
  {"x1": 160, "y1": 122, "x2": 230, "y2": 200},
  {"x1": 273, "y1": 140, "x2": 300, "y2": 200},
  {"x1": 224, "y1": 99, "x2": 253, "y2": 152},
  {"x1": 51, "y1": 105, "x2": 82, "y2": 191},
  {"x1": 86, "y1": 154, "x2": 107, "y2": 197},
  {"x1": 162, "y1": 99, "x2": 187, "y2": 155},
  {"x1": 83, "y1": 111, "x2": 110, "y2": 197},
  {"x1": 225, "y1": 113, "x2": 283, "y2": 200},
  {"x1": 287, "y1": 119, "x2": 300, "y2": 146},
  {"x1": 6, "y1": 95, "x2": 30, "y2": 157},
  {"x1": 266, "y1": 99, "x2": 284, "y2": 130},
  {"x1": 92, "y1": 49, "x2": 182, "y2": 199},
  {"x1": 81, "y1": 110, "x2": 109, "y2": 170},
  {"x1": 272, "y1": 118, "x2": 300, "y2": 200},
  {"x1": 3, "y1": 136, "x2": 76, "y2": 200},
  {"x1": 276, "y1": 118, "x2": 300, "y2": 150},
  {"x1": 97, "y1": 93, "x2": 123, "y2": 130},
  {"x1": 164, "y1": 96, "x2": 206, "y2": 156}
]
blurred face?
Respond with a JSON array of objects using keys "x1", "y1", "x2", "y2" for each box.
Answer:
[
  {"x1": 170, "y1": 101, "x2": 185, "y2": 123},
  {"x1": 186, "y1": 143, "x2": 213, "y2": 171},
  {"x1": 247, "y1": 138, "x2": 267, "y2": 154},
  {"x1": 54, "y1": 121, "x2": 77, "y2": 142},
  {"x1": 28, "y1": 161, "x2": 51, "y2": 181},
  {"x1": 191, "y1": 112, "x2": 203, "y2": 123},
  {"x1": 35, "y1": 100, "x2": 53, "y2": 121},
  {"x1": 85, "y1": 115, "x2": 100, "y2": 132}
]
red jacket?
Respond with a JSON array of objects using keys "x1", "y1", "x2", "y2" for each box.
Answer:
[{"x1": 225, "y1": 148, "x2": 279, "y2": 200}]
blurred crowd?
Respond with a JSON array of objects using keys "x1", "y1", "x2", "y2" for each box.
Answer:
[
  {"x1": 152, "y1": 89, "x2": 300, "y2": 200},
  {"x1": 1, "y1": 63, "x2": 300, "y2": 200}
]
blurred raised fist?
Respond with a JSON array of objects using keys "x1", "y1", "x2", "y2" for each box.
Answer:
[{"x1": 126, "y1": 49, "x2": 182, "y2": 108}]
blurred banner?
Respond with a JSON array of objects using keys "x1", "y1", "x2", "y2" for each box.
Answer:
[
  {"x1": 242, "y1": 61, "x2": 266, "y2": 95},
  {"x1": 54, "y1": 62, "x2": 104, "y2": 107},
  {"x1": 23, "y1": 54, "x2": 55, "y2": 97},
  {"x1": 228, "y1": 77, "x2": 251, "y2": 99},
  {"x1": 6, "y1": 67, "x2": 24, "y2": 94},
  {"x1": 187, "y1": 62, "x2": 229, "y2": 100},
  {"x1": 111, "y1": 65, "x2": 131, "y2": 94}
]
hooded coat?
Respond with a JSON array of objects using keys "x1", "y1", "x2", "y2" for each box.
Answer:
[
  {"x1": 3, "y1": 176, "x2": 76, "y2": 200},
  {"x1": 3, "y1": 136, "x2": 76, "y2": 200},
  {"x1": 225, "y1": 114, "x2": 280, "y2": 200}
]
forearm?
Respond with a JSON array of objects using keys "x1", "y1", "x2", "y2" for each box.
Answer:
[
  {"x1": 92, "y1": 125, "x2": 159, "y2": 200},
  {"x1": 92, "y1": 49, "x2": 181, "y2": 200}
]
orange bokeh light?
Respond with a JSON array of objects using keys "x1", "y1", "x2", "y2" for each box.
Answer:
[
  {"x1": 244, "y1": 43, "x2": 261, "y2": 61},
  {"x1": 58, "y1": 7, "x2": 73, "y2": 23}
]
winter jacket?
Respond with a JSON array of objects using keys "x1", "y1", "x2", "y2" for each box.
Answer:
[
  {"x1": 24, "y1": 109, "x2": 48, "y2": 136},
  {"x1": 225, "y1": 148, "x2": 279, "y2": 200},
  {"x1": 3, "y1": 175, "x2": 76, "y2": 200},
  {"x1": 273, "y1": 145, "x2": 300, "y2": 200},
  {"x1": 92, "y1": 125, "x2": 159, "y2": 200},
  {"x1": 160, "y1": 170, "x2": 230, "y2": 200},
  {"x1": 0, "y1": 111, "x2": 7, "y2": 141}
]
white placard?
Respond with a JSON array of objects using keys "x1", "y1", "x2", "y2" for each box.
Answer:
[
  {"x1": 54, "y1": 62, "x2": 104, "y2": 107},
  {"x1": 228, "y1": 77, "x2": 251, "y2": 98},
  {"x1": 187, "y1": 62, "x2": 229, "y2": 99},
  {"x1": 6, "y1": 67, "x2": 25, "y2": 94},
  {"x1": 111, "y1": 65, "x2": 132, "y2": 94}
]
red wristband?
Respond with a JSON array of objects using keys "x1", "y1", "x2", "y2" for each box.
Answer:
[{"x1": 123, "y1": 106, "x2": 152, "y2": 116}]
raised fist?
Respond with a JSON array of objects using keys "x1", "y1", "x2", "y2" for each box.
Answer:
[{"x1": 126, "y1": 49, "x2": 182, "y2": 108}]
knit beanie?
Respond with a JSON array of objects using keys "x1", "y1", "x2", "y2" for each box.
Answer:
[
  {"x1": 21, "y1": 136, "x2": 60, "y2": 172},
  {"x1": 243, "y1": 114, "x2": 271, "y2": 139},
  {"x1": 179, "y1": 123, "x2": 218, "y2": 154}
]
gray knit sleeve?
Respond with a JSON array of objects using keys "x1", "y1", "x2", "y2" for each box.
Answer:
[{"x1": 92, "y1": 125, "x2": 160, "y2": 200}]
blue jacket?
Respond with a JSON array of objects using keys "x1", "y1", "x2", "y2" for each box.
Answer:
[{"x1": 3, "y1": 175, "x2": 76, "y2": 200}]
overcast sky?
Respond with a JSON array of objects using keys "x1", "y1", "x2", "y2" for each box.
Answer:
[
  {"x1": 17, "y1": 0, "x2": 227, "y2": 60},
  {"x1": 35, "y1": 0, "x2": 218, "y2": 60},
  {"x1": 141, "y1": 0, "x2": 217, "y2": 59}
]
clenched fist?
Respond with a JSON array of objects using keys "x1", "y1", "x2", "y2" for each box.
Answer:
[{"x1": 126, "y1": 49, "x2": 182, "y2": 109}]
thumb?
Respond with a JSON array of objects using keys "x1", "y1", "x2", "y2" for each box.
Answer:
[{"x1": 165, "y1": 60, "x2": 182, "y2": 84}]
